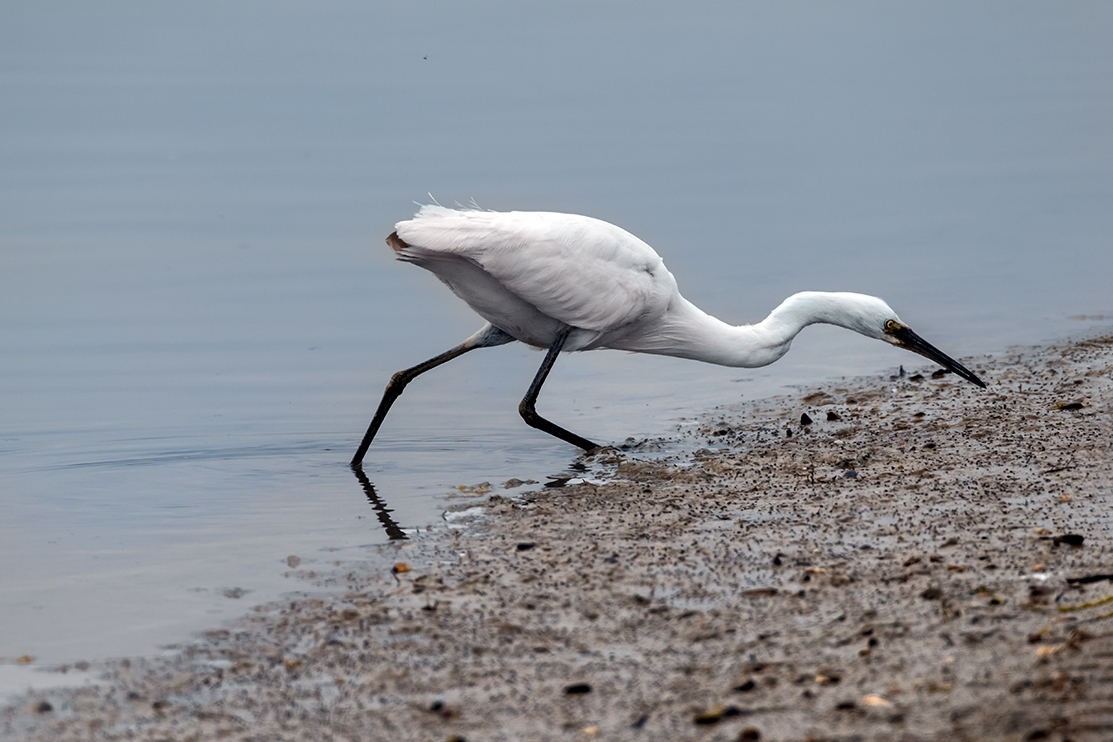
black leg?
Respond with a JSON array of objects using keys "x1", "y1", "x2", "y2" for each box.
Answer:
[
  {"x1": 351, "y1": 324, "x2": 514, "y2": 469},
  {"x1": 518, "y1": 326, "x2": 599, "y2": 451}
]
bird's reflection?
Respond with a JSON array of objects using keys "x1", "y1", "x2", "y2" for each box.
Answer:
[{"x1": 351, "y1": 467, "x2": 408, "y2": 540}]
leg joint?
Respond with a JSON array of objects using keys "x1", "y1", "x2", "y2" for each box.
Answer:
[{"x1": 389, "y1": 369, "x2": 410, "y2": 389}]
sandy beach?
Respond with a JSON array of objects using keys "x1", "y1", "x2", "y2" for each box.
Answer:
[{"x1": 5, "y1": 334, "x2": 1112, "y2": 742}]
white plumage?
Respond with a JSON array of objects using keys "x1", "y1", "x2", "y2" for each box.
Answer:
[
  {"x1": 393, "y1": 206, "x2": 670, "y2": 349},
  {"x1": 351, "y1": 206, "x2": 984, "y2": 466}
]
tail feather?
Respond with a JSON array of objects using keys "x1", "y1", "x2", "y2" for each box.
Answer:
[
  {"x1": 386, "y1": 231, "x2": 409, "y2": 254},
  {"x1": 388, "y1": 230, "x2": 450, "y2": 266}
]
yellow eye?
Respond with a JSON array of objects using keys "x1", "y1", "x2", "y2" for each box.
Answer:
[{"x1": 885, "y1": 320, "x2": 899, "y2": 332}]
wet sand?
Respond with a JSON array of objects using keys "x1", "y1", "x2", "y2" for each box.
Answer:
[{"x1": 5, "y1": 335, "x2": 1113, "y2": 742}]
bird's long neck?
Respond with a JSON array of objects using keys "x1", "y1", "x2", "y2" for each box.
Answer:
[{"x1": 619, "y1": 292, "x2": 864, "y2": 368}]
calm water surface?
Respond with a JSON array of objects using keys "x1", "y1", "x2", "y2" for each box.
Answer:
[{"x1": 2, "y1": 2, "x2": 1111, "y2": 667}]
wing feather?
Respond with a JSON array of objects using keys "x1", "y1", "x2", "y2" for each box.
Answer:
[{"x1": 393, "y1": 208, "x2": 673, "y2": 333}]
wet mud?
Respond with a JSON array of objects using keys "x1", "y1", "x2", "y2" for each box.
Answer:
[{"x1": 5, "y1": 336, "x2": 1113, "y2": 741}]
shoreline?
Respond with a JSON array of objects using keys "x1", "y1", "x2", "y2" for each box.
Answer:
[{"x1": 5, "y1": 334, "x2": 1113, "y2": 741}]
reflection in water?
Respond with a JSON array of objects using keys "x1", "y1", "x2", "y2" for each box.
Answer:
[{"x1": 351, "y1": 468, "x2": 408, "y2": 540}]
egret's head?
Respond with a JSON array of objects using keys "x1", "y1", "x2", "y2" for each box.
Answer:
[
  {"x1": 842, "y1": 294, "x2": 903, "y2": 341},
  {"x1": 777, "y1": 292, "x2": 986, "y2": 388}
]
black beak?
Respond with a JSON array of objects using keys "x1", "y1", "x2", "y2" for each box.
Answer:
[{"x1": 892, "y1": 326, "x2": 986, "y2": 388}]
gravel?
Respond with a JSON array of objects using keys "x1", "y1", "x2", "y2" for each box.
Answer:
[{"x1": 5, "y1": 335, "x2": 1112, "y2": 742}]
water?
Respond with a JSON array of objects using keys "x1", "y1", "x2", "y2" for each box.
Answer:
[{"x1": 2, "y1": 1, "x2": 1111, "y2": 668}]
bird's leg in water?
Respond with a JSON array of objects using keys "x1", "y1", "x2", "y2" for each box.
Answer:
[
  {"x1": 351, "y1": 325, "x2": 514, "y2": 469},
  {"x1": 519, "y1": 326, "x2": 599, "y2": 451}
]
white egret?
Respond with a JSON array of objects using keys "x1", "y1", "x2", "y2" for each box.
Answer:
[{"x1": 351, "y1": 206, "x2": 985, "y2": 468}]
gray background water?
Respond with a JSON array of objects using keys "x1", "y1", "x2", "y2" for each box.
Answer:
[{"x1": 2, "y1": 2, "x2": 1110, "y2": 665}]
